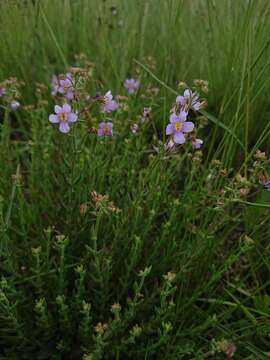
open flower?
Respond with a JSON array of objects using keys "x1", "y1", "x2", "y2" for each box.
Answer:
[
  {"x1": 58, "y1": 73, "x2": 74, "y2": 100},
  {"x1": 192, "y1": 138, "x2": 203, "y2": 149},
  {"x1": 124, "y1": 78, "x2": 140, "y2": 94},
  {"x1": 176, "y1": 89, "x2": 201, "y2": 111},
  {"x1": 166, "y1": 111, "x2": 194, "y2": 144},
  {"x1": 49, "y1": 104, "x2": 77, "y2": 133},
  {"x1": 98, "y1": 122, "x2": 113, "y2": 137},
  {"x1": 101, "y1": 91, "x2": 118, "y2": 113}
]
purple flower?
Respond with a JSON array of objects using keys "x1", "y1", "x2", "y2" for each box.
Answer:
[
  {"x1": 101, "y1": 91, "x2": 118, "y2": 113},
  {"x1": 0, "y1": 87, "x2": 5, "y2": 97},
  {"x1": 192, "y1": 138, "x2": 203, "y2": 149},
  {"x1": 10, "y1": 100, "x2": 20, "y2": 111},
  {"x1": 49, "y1": 104, "x2": 77, "y2": 133},
  {"x1": 176, "y1": 89, "x2": 201, "y2": 111},
  {"x1": 264, "y1": 180, "x2": 270, "y2": 191},
  {"x1": 166, "y1": 111, "x2": 194, "y2": 144},
  {"x1": 124, "y1": 78, "x2": 140, "y2": 94},
  {"x1": 51, "y1": 75, "x2": 59, "y2": 97},
  {"x1": 98, "y1": 122, "x2": 113, "y2": 137},
  {"x1": 58, "y1": 73, "x2": 74, "y2": 100}
]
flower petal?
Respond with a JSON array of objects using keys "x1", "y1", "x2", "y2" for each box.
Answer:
[
  {"x1": 59, "y1": 122, "x2": 70, "y2": 133},
  {"x1": 54, "y1": 105, "x2": 62, "y2": 114},
  {"x1": 105, "y1": 91, "x2": 112, "y2": 100},
  {"x1": 184, "y1": 89, "x2": 192, "y2": 98},
  {"x1": 62, "y1": 103, "x2": 71, "y2": 113},
  {"x1": 179, "y1": 111, "x2": 187, "y2": 122},
  {"x1": 49, "y1": 114, "x2": 59, "y2": 123},
  {"x1": 173, "y1": 132, "x2": 186, "y2": 144},
  {"x1": 68, "y1": 112, "x2": 77, "y2": 123},
  {"x1": 169, "y1": 113, "x2": 178, "y2": 123},
  {"x1": 66, "y1": 91, "x2": 74, "y2": 100},
  {"x1": 182, "y1": 121, "x2": 194, "y2": 133},
  {"x1": 176, "y1": 95, "x2": 185, "y2": 104},
  {"x1": 166, "y1": 124, "x2": 173, "y2": 135}
]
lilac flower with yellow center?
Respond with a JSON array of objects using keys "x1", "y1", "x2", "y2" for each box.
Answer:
[
  {"x1": 192, "y1": 138, "x2": 203, "y2": 149},
  {"x1": 166, "y1": 111, "x2": 194, "y2": 144},
  {"x1": 58, "y1": 73, "x2": 74, "y2": 100},
  {"x1": 98, "y1": 122, "x2": 113, "y2": 137},
  {"x1": 49, "y1": 104, "x2": 77, "y2": 133},
  {"x1": 101, "y1": 91, "x2": 118, "y2": 113},
  {"x1": 176, "y1": 89, "x2": 201, "y2": 111},
  {"x1": 124, "y1": 78, "x2": 140, "y2": 94}
]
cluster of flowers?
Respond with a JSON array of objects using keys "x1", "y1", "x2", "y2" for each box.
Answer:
[
  {"x1": 49, "y1": 72, "x2": 119, "y2": 134},
  {"x1": 0, "y1": 77, "x2": 22, "y2": 111},
  {"x1": 166, "y1": 89, "x2": 203, "y2": 150}
]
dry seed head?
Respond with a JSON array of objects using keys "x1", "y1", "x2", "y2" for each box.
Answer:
[
  {"x1": 111, "y1": 302, "x2": 121, "y2": 313},
  {"x1": 94, "y1": 322, "x2": 108, "y2": 335},
  {"x1": 163, "y1": 271, "x2": 176, "y2": 282}
]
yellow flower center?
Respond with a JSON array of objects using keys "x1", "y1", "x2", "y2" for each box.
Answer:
[
  {"x1": 64, "y1": 84, "x2": 70, "y2": 92},
  {"x1": 174, "y1": 121, "x2": 182, "y2": 132},
  {"x1": 103, "y1": 126, "x2": 110, "y2": 135},
  {"x1": 59, "y1": 112, "x2": 67, "y2": 122}
]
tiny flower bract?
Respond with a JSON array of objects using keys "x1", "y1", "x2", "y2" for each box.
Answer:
[
  {"x1": 49, "y1": 104, "x2": 77, "y2": 133},
  {"x1": 98, "y1": 122, "x2": 113, "y2": 137},
  {"x1": 166, "y1": 111, "x2": 194, "y2": 144}
]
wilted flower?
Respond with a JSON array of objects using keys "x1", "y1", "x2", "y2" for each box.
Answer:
[
  {"x1": 264, "y1": 180, "x2": 270, "y2": 191},
  {"x1": 101, "y1": 91, "x2": 118, "y2": 113},
  {"x1": 124, "y1": 78, "x2": 140, "y2": 94},
  {"x1": 140, "y1": 107, "x2": 152, "y2": 123},
  {"x1": 49, "y1": 104, "x2": 77, "y2": 133},
  {"x1": 131, "y1": 123, "x2": 139, "y2": 133},
  {"x1": 194, "y1": 79, "x2": 209, "y2": 93},
  {"x1": 98, "y1": 122, "x2": 113, "y2": 137},
  {"x1": 51, "y1": 75, "x2": 59, "y2": 96},
  {"x1": 192, "y1": 138, "x2": 203, "y2": 149},
  {"x1": 176, "y1": 89, "x2": 201, "y2": 111},
  {"x1": 166, "y1": 111, "x2": 194, "y2": 144},
  {"x1": 10, "y1": 100, "x2": 20, "y2": 111},
  {"x1": 164, "y1": 139, "x2": 176, "y2": 152},
  {"x1": 58, "y1": 73, "x2": 74, "y2": 100},
  {"x1": 218, "y1": 339, "x2": 236, "y2": 359}
]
